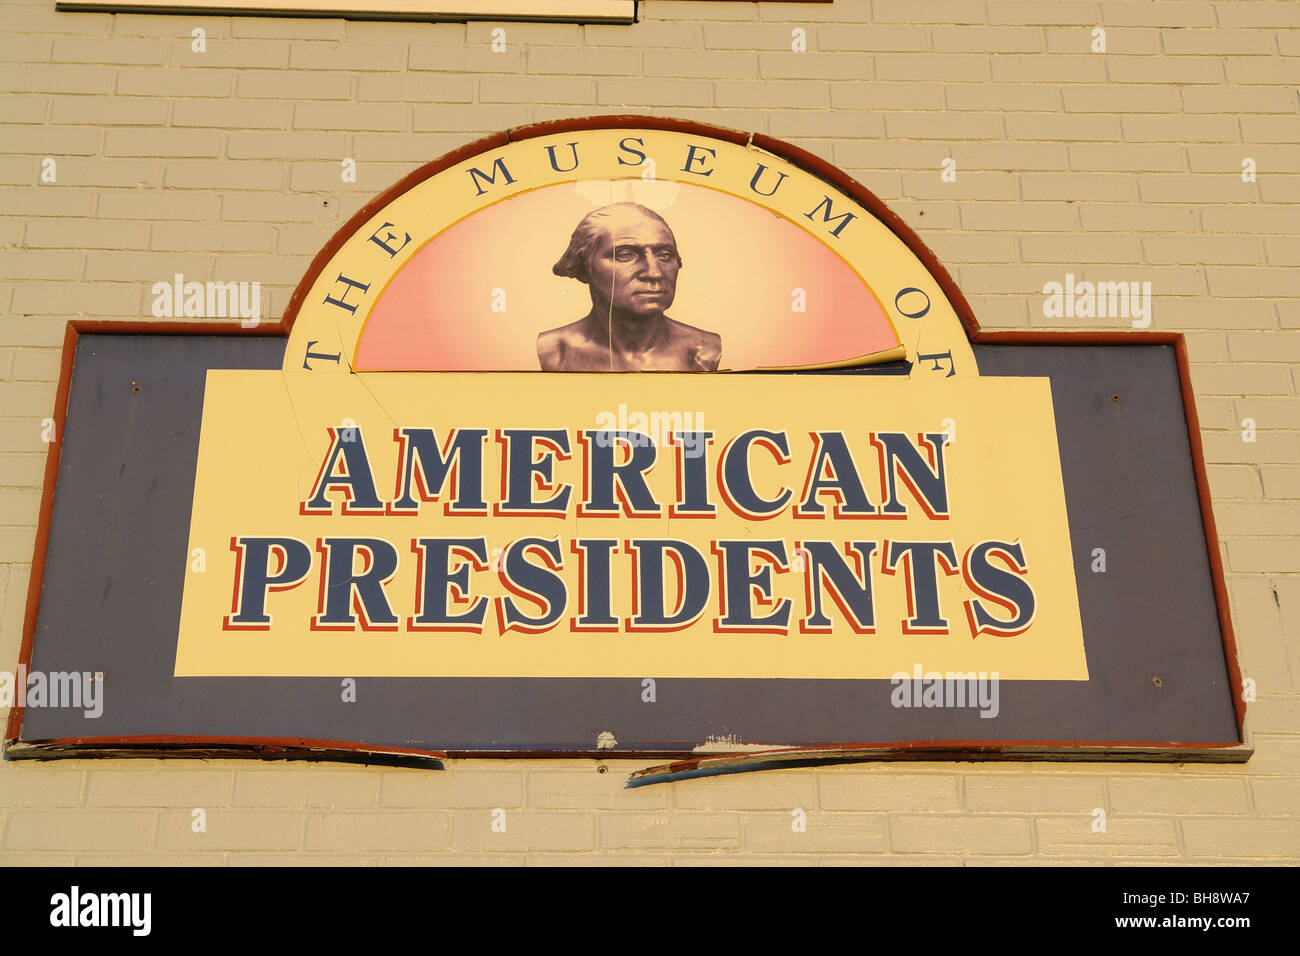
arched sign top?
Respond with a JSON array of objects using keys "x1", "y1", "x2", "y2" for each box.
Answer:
[{"x1": 284, "y1": 116, "x2": 978, "y2": 379}]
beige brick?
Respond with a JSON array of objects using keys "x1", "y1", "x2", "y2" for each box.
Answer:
[
  {"x1": 873, "y1": 0, "x2": 984, "y2": 24},
  {"x1": 226, "y1": 130, "x2": 348, "y2": 160},
  {"x1": 350, "y1": 132, "x2": 468, "y2": 162},
  {"x1": 529, "y1": 769, "x2": 668, "y2": 809},
  {"x1": 672, "y1": 775, "x2": 817, "y2": 811},
  {"x1": 715, "y1": 80, "x2": 826, "y2": 110},
  {"x1": 1069, "y1": 143, "x2": 1186, "y2": 172},
  {"x1": 528, "y1": 45, "x2": 643, "y2": 76},
  {"x1": 821, "y1": 773, "x2": 961, "y2": 810},
  {"x1": 936, "y1": 25, "x2": 1045, "y2": 53},
  {"x1": 82, "y1": 251, "x2": 209, "y2": 282},
  {"x1": 0, "y1": 249, "x2": 80, "y2": 282},
  {"x1": 110, "y1": 13, "x2": 231, "y2": 37},
  {"x1": 235, "y1": 69, "x2": 353, "y2": 101},
  {"x1": 151, "y1": 222, "x2": 274, "y2": 253},
  {"x1": 926, "y1": 231, "x2": 1021, "y2": 261},
  {"x1": 599, "y1": 811, "x2": 739, "y2": 851},
  {"x1": 452, "y1": 810, "x2": 594, "y2": 852},
  {"x1": 1214, "y1": 2, "x2": 1300, "y2": 28},
  {"x1": 1062, "y1": 85, "x2": 1179, "y2": 115},
  {"x1": 966, "y1": 776, "x2": 1106, "y2": 811},
  {"x1": 991, "y1": 54, "x2": 1105, "y2": 83},
  {"x1": 171, "y1": 99, "x2": 291, "y2": 130},
  {"x1": 1242, "y1": 115, "x2": 1300, "y2": 144},
  {"x1": 50, "y1": 95, "x2": 168, "y2": 127},
  {"x1": 233, "y1": 15, "x2": 345, "y2": 40},
  {"x1": 11, "y1": 279, "x2": 141, "y2": 315},
  {"x1": 1182, "y1": 818, "x2": 1300, "y2": 857},
  {"x1": 1007, "y1": 113, "x2": 1123, "y2": 142},
  {"x1": 1225, "y1": 58, "x2": 1300, "y2": 84},
  {"x1": 233, "y1": 769, "x2": 380, "y2": 808},
  {"x1": 1207, "y1": 464, "x2": 1261, "y2": 499},
  {"x1": 1122, "y1": 114, "x2": 1239, "y2": 143},
  {"x1": 1183, "y1": 86, "x2": 1297, "y2": 113},
  {"x1": 876, "y1": 52, "x2": 989, "y2": 81},
  {"x1": 597, "y1": 78, "x2": 708, "y2": 108},
  {"x1": 947, "y1": 83, "x2": 1059, "y2": 111},
  {"x1": 815, "y1": 24, "x2": 931, "y2": 52},
  {"x1": 744, "y1": 811, "x2": 888, "y2": 853},
  {"x1": 1109, "y1": 777, "x2": 1252, "y2": 814},
  {"x1": 409, "y1": 46, "x2": 525, "y2": 72},
  {"x1": 482, "y1": 74, "x2": 594, "y2": 104},
  {"x1": 10, "y1": 350, "x2": 62, "y2": 383},
  {"x1": 116, "y1": 67, "x2": 233, "y2": 98},
  {"x1": 103, "y1": 128, "x2": 222, "y2": 158},
  {"x1": 174, "y1": 39, "x2": 289, "y2": 69},
  {"x1": 1, "y1": 94, "x2": 48, "y2": 126},
  {"x1": 1, "y1": 454, "x2": 52, "y2": 489},
  {"x1": 418, "y1": 104, "x2": 535, "y2": 133},
  {"x1": 1207, "y1": 267, "x2": 1300, "y2": 299},
  {"x1": 1259, "y1": 177, "x2": 1300, "y2": 203},
  {"x1": 300, "y1": 811, "x2": 447, "y2": 851},
  {"x1": 1022, "y1": 172, "x2": 1138, "y2": 202},
  {"x1": 0, "y1": 854, "x2": 78, "y2": 865},
  {"x1": 164, "y1": 160, "x2": 283, "y2": 190},
  {"x1": 1049, "y1": 26, "x2": 1161, "y2": 54},
  {"x1": 1202, "y1": 431, "x2": 1298, "y2": 465},
  {"x1": 1264, "y1": 236, "x2": 1300, "y2": 267},
  {"x1": 1227, "y1": 538, "x2": 1300, "y2": 573},
  {"x1": 156, "y1": 809, "x2": 302, "y2": 851},
  {"x1": 19, "y1": 214, "x2": 148, "y2": 251},
  {"x1": 0, "y1": 767, "x2": 82, "y2": 807},
  {"x1": 346, "y1": 19, "x2": 463, "y2": 44},
  {"x1": 288, "y1": 43, "x2": 403, "y2": 72},
  {"x1": 1164, "y1": 29, "x2": 1278, "y2": 56},
  {"x1": 1143, "y1": 236, "x2": 1263, "y2": 266},
  {"x1": 52, "y1": 36, "x2": 169, "y2": 65},
  {"x1": 1152, "y1": 170, "x2": 1266, "y2": 207},
  {"x1": 1202, "y1": 206, "x2": 1300, "y2": 235},
  {"x1": 1023, "y1": 234, "x2": 1144, "y2": 263},
  {"x1": 85, "y1": 770, "x2": 231, "y2": 807},
  {"x1": 830, "y1": 81, "x2": 944, "y2": 112},
  {"x1": 0, "y1": 34, "x2": 54, "y2": 62},
  {"x1": 0, "y1": 64, "x2": 117, "y2": 95},
  {"x1": 98, "y1": 190, "x2": 222, "y2": 221},
  {"x1": 378, "y1": 768, "x2": 522, "y2": 808},
  {"x1": 0, "y1": 524, "x2": 37, "y2": 560},
  {"x1": 1262, "y1": 466, "x2": 1300, "y2": 499},
  {"x1": 4, "y1": 811, "x2": 155, "y2": 851},
  {"x1": 891, "y1": 815, "x2": 1033, "y2": 854},
  {"x1": 887, "y1": 112, "x2": 1003, "y2": 140},
  {"x1": 1249, "y1": 697, "x2": 1300, "y2": 733},
  {"x1": 1, "y1": 189, "x2": 95, "y2": 218},
  {"x1": 1109, "y1": 54, "x2": 1226, "y2": 83},
  {"x1": 1228, "y1": 332, "x2": 1300, "y2": 364},
  {"x1": 1037, "y1": 816, "x2": 1180, "y2": 856},
  {"x1": 1251, "y1": 778, "x2": 1300, "y2": 814},
  {"x1": 960, "y1": 202, "x2": 1080, "y2": 232},
  {"x1": 357, "y1": 73, "x2": 473, "y2": 103},
  {"x1": 773, "y1": 111, "x2": 883, "y2": 139},
  {"x1": 0, "y1": 125, "x2": 99, "y2": 156},
  {"x1": 1101, "y1": 2, "x2": 1215, "y2": 28},
  {"x1": 581, "y1": 18, "x2": 691, "y2": 44}
]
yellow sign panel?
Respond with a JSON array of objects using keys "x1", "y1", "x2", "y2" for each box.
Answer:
[{"x1": 175, "y1": 372, "x2": 1086, "y2": 681}]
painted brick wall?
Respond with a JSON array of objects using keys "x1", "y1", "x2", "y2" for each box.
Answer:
[{"x1": 1, "y1": 0, "x2": 1297, "y2": 863}]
